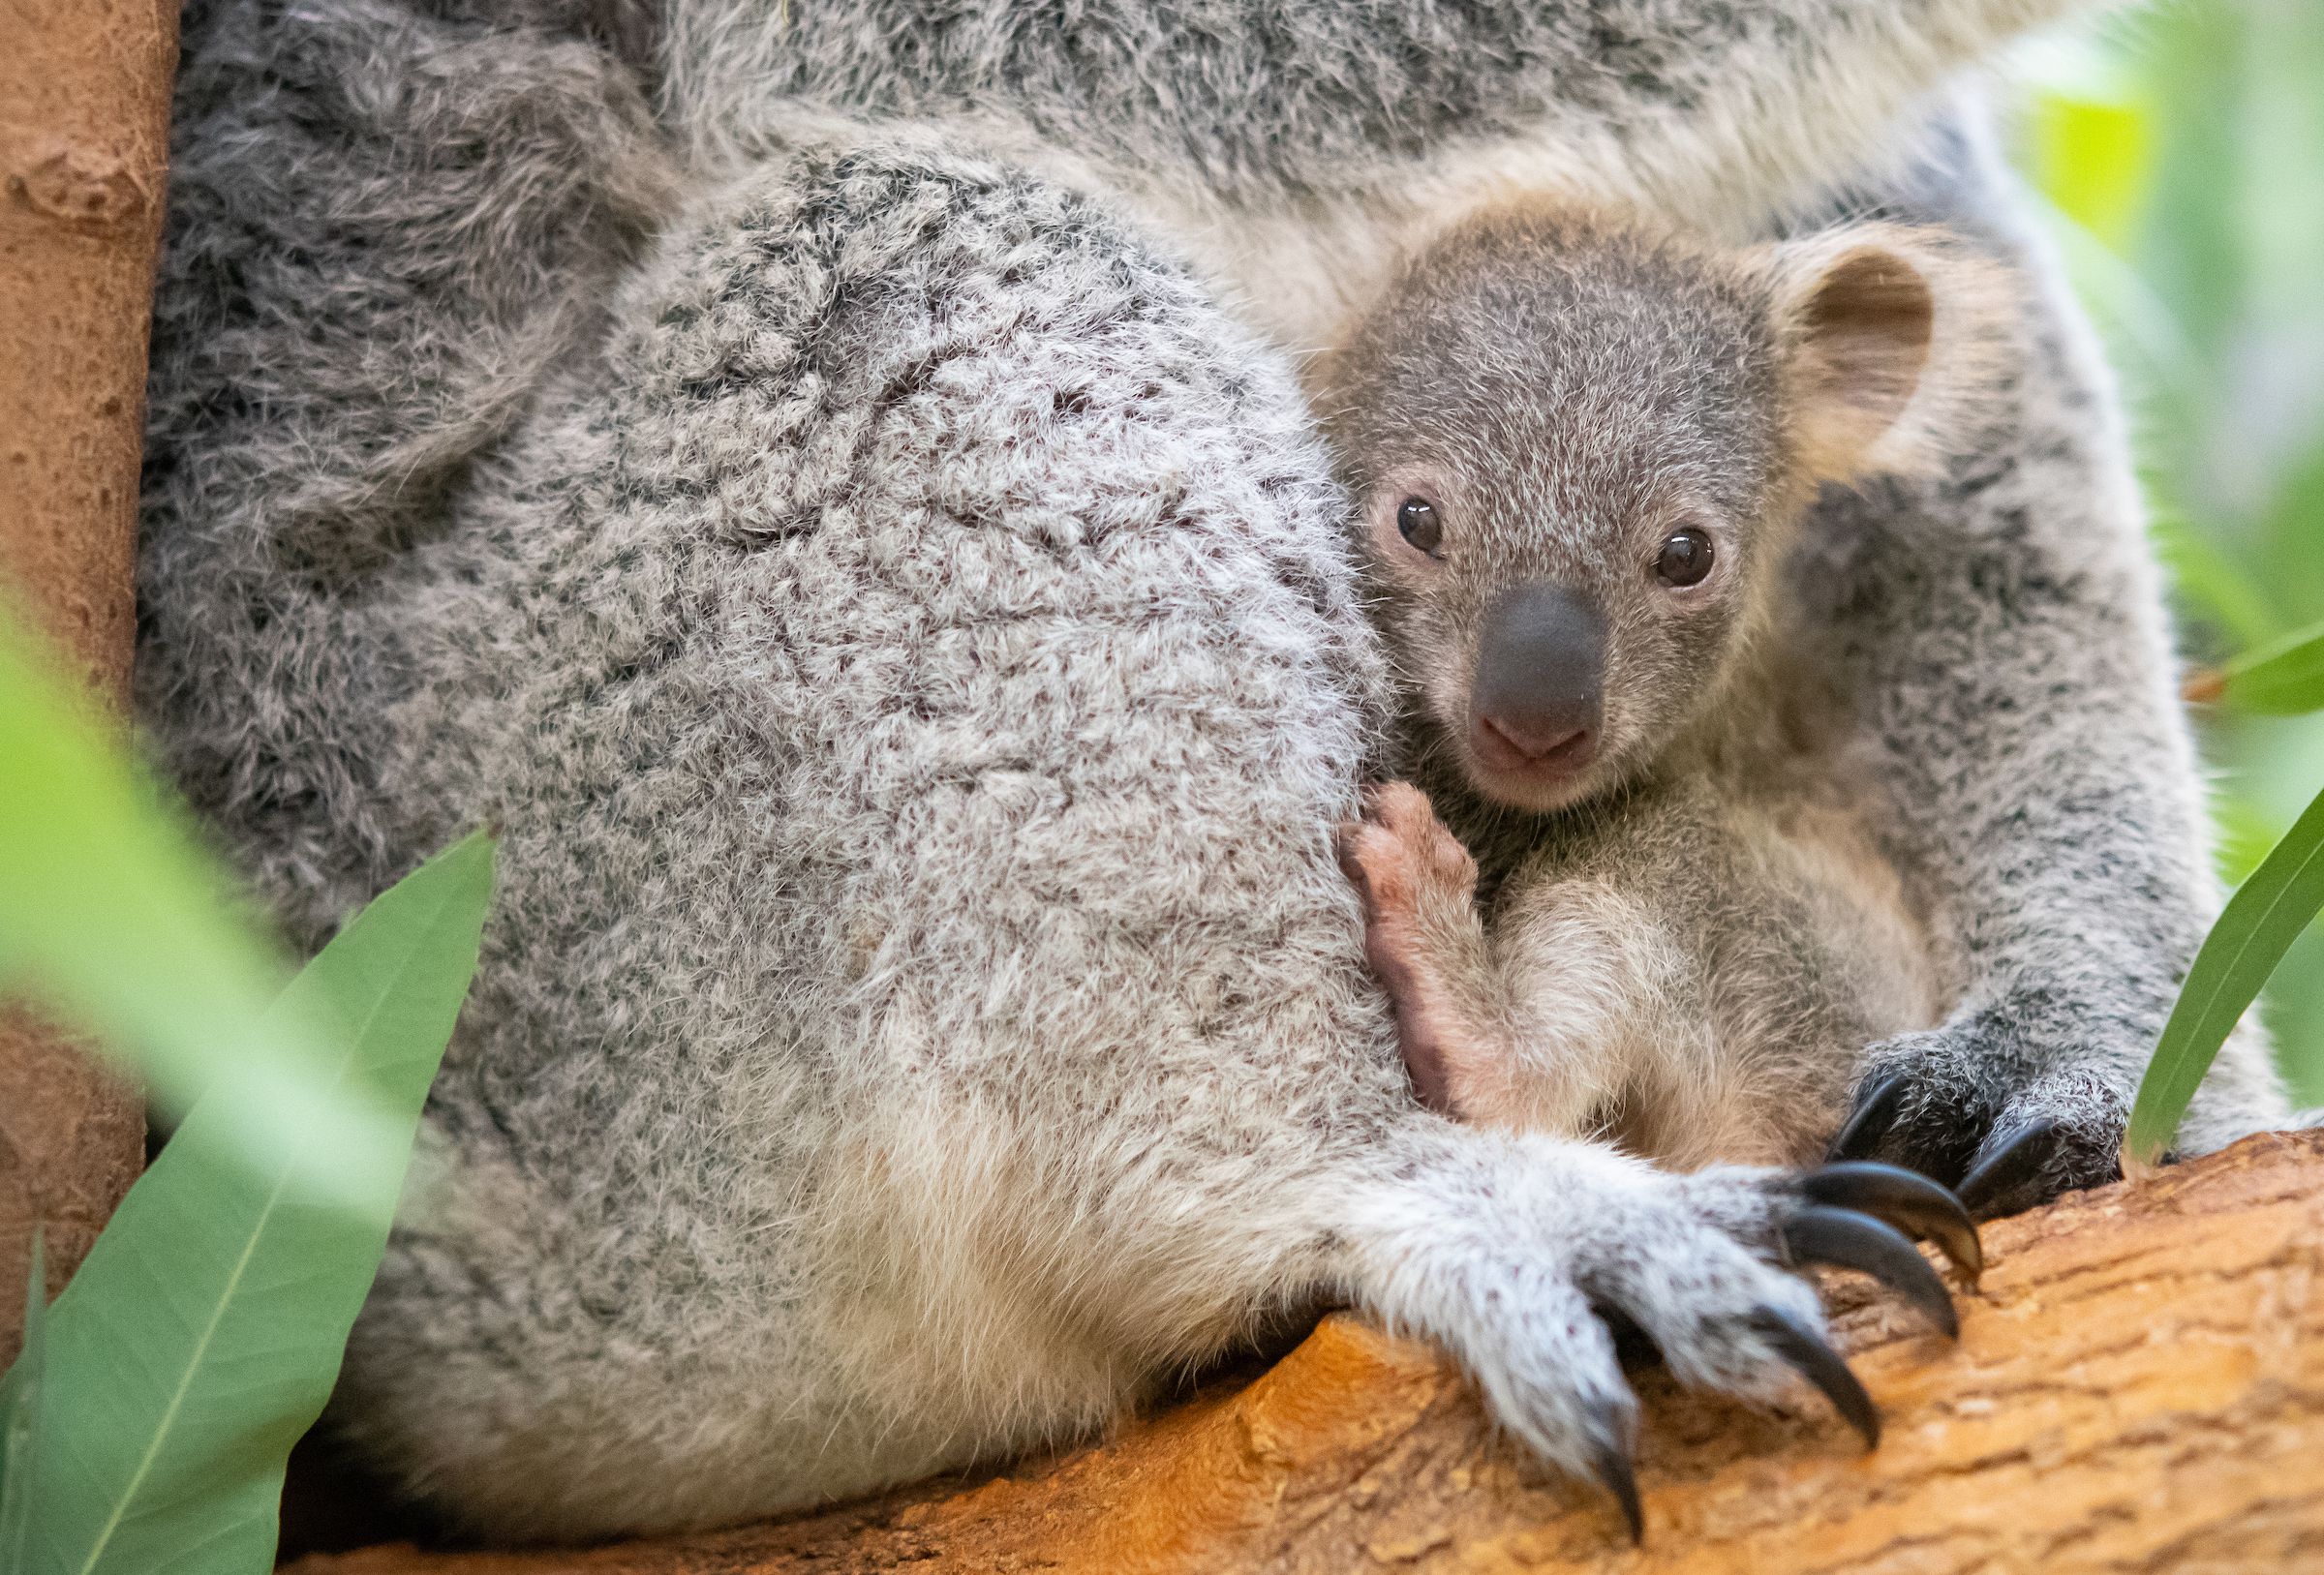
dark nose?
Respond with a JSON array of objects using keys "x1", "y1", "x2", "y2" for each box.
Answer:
[{"x1": 1469, "y1": 583, "x2": 1605, "y2": 769}]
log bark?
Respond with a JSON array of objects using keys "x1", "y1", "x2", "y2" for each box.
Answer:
[
  {"x1": 0, "y1": 0, "x2": 180, "y2": 1363},
  {"x1": 292, "y1": 1129, "x2": 2324, "y2": 1575}
]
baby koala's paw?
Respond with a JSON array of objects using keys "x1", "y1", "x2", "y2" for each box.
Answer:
[
  {"x1": 1336, "y1": 781, "x2": 1478, "y2": 926},
  {"x1": 1337, "y1": 783, "x2": 1479, "y2": 1114}
]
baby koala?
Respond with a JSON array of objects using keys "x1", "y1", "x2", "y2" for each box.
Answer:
[{"x1": 1319, "y1": 203, "x2": 2004, "y2": 1170}]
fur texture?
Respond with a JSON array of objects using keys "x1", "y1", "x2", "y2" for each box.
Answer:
[{"x1": 136, "y1": 0, "x2": 2282, "y2": 1542}]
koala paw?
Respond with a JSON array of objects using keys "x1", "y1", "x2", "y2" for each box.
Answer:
[
  {"x1": 1336, "y1": 781, "x2": 1478, "y2": 930},
  {"x1": 1336, "y1": 782, "x2": 1479, "y2": 1114},
  {"x1": 1438, "y1": 1158, "x2": 1978, "y2": 1543},
  {"x1": 1827, "y1": 1023, "x2": 2129, "y2": 1220}
]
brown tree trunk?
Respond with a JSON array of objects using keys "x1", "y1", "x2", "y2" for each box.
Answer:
[
  {"x1": 0, "y1": 0, "x2": 180, "y2": 1363},
  {"x1": 289, "y1": 1130, "x2": 2324, "y2": 1575}
]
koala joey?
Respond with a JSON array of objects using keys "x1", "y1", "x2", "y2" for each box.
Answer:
[{"x1": 1322, "y1": 205, "x2": 2010, "y2": 1179}]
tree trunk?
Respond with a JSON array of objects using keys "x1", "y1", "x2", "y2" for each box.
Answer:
[
  {"x1": 289, "y1": 1129, "x2": 2324, "y2": 1574},
  {"x1": 0, "y1": 0, "x2": 179, "y2": 1364}
]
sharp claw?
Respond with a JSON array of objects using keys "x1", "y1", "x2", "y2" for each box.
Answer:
[
  {"x1": 1747, "y1": 1304, "x2": 1881, "y2": 1450},
  {"x1": 1782, "y1": 1204, "x2": 1960, "y2": 1338},
  {"x1": 1957, "y1": 1117, "x2": 2063, "y2": 1221},
  {"x1": 1828, "y1": 1072, "x2": 1908, "y2": 1162},
  {"x1": 1800, "y1": 1162, "x2": 1984, "y2": 1287},
  {"x1": 1587, "y1": 1435, "x2": 1643, "y2": 1546},
  {"x1": 1581, "y1": 1399, "x2": 1643, "y2": 1545}
]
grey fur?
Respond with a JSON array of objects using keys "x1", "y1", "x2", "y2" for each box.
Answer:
[
  {"x1": 1778, "y1": 117, "x2": 2288, "y2": 1196},
  {"x1": 136, "y1": 0, "x2": 2280, "y2": 1543}
]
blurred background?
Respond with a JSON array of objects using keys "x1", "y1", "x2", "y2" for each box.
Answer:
[{"x1": 2010, "y1": 0, "x2": 2324, "y2": 1102}]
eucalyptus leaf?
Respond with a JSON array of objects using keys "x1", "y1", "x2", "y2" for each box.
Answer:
[
  {"x1": 0, "y1": 611, "x2": 413, "y2": 1208},
  {"x1": 0, "y1": 1230, "x2": 46, "y2": 1563},
  {"x1": 2219, "y1": 621, "x2": 2324, "y2": 717},
  {"x1": 2125, "y1": 783, "x2": 2324, "y2": 1168},
  {"x1": 4, "y1": 831, "x2": 495, "y2": 1575},
  {"x1": 2151, "y1": 512, "x2": 2278, "y2": 656}
]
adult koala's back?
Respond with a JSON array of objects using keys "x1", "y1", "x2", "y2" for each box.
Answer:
[{"x1": 140, "y1": 0, "x2": 1396, "y2": 1540}]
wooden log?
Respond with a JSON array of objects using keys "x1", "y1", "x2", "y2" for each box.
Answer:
[
  {"x1": 0, "y1": 0, "x2": 180, "y2": 1361},
  {"x1": 291, "y1": 1128, "x2": 2324, "y2": 1574}
]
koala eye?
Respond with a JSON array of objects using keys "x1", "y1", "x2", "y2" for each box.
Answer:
[
  {"x1": 1395, "y1": 497, "x2": 1444, "y2": 557},
  {"x1": 1655, "y1": 529, "x2": 1714, "y2": 588}
]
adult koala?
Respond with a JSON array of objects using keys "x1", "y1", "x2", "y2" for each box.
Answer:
[{"x1": 138, "y1": 0, "x2": 2286, "y2": 1543}]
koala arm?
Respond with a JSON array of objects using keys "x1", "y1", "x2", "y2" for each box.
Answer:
[
  {"x1": 663, "y1": 0, "x2": 2119, "y2": 249},
  {"x1": 1804, "y1": 105, "x2": 2290, "y2": 1214},
  {"x1": 1340, "y1": 783, "x2": 1687, "y2": 1136},
  {"x1": 1339, "y1": 783, "x2": 1585, "y2": 1129}
]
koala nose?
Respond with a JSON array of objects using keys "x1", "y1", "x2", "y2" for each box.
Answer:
[{"x1": 1469, "y1": 583, "x2": 1605, "y2": 771}]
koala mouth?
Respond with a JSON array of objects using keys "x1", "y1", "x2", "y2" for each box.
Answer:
[{"x1": 1462, "y1": 714, "x2": 1602, "y2": 809}]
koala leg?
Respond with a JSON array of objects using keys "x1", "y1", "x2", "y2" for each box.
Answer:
[
  {"x1": 1799, "y1": 103, "x2": 2293, "y2": 1216},
  {"x1": 137, "y1": 0, "x2": 680, "y2": 940}
]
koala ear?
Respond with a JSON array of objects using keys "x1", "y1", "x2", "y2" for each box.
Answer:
[{"x1": 1757, "y1": 224, "x2": 2009, "y2": 485}]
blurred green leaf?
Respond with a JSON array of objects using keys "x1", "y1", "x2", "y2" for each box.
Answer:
[
  {"x1": 0, "y1": 610, "x2": 413, "y2": 1211},
  {"x1": 2218, "y1": 620, "x2": 2324, "y2": 716},
  {"x1": 2028, "y1": 93, "x2": 2154, "y2": 252},
  {"x1": 2258, "y1": 442, "x2": 2324, "y2": 630},
  {"x1": 2126, "y1": 782, "x2": 2324, "y2": 1169},
  {"x1": 2, "y1": 830, "x2": 494, "y2": 1575},
  {"x1": 2131, "y1": 0, "x2": 2249, "y2": 376},
  {"x1": 2210, "y1": 792, "x2": 2283, "y2": 889},
  {"x1": 0, "y1": 1230, "x2": 46, "y2": 1563},
  {"x1": 2151, "y1": 511, "x2": 2278, "y2": 654}
]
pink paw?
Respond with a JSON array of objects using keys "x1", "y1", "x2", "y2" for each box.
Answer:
[{"x1": 1336, "y1": 783, "x2": 1478, "y2": 1114}]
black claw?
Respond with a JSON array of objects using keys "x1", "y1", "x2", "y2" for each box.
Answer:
[
  {"x1": 1956, "y1": 1118, "x2": 2063, "y2": 1221},
  {"x1": 1800, "y1": 1162, "x2": 1984, "y2": 1287},
  {"x1": 1828, "y1": 1072, "x2": 1908, "y2": 1162},
  {"x1": 1585, "y1": 1427, "x2": 1644, "y2": 1545},
  {"x1": 1747, "y1": 1304, "x2": 1881, "y2": 1450},
  {"x1": 1782, "y1": 1205, "x2": 1959, "y2": 1339}
]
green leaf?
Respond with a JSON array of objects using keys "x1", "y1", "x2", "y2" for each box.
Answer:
[
  {"x1": 2126, "y1": 783, "x2": 2324, "y2": 1168},
  {"x1": 2211, "y1": 793, "x2": 2282, "y2": 889},
  {"x1": 2152, "y1": 511, "x2": 2278, "y2": 655},
  {"x1": 0, "y1": 1229, "x2": 46, "y2": 1562},
  {"x1": 2219, "y1": 620, "x2": 2324, "y2": 716},
  {"x1": 0, "y1": 608, "x2": 413, "y2": 1209},
  {"x1": 2028, "y1": 89, "x2": 2155, "y2": 254},
  {"x1": 2258, "y1": 443, "x2": 2324, "y2": 631},
  {"x1": 5, "y1": 831, "x2": 495, "y2": 1575}
]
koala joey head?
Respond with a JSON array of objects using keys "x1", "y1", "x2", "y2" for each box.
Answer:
[{"x1": 1316, "y1": 204, "x2": 2002, "y2": 814}]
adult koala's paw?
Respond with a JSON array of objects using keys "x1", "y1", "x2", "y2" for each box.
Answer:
[
  {"x1": 1442, "y1": 1160, "x2": 1978, "y2": 1543},
  {"x1": 1828, "y1": 1023, "x2": 2131, "y2": 1221}
]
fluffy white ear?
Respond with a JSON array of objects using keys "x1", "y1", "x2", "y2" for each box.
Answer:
[{"x1": 1757, "y1": 223, "x2": 2011, "y2": 485}]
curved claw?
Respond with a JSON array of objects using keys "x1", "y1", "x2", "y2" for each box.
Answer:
[
  {"x1": 1782, "y1": 1205, "x2": 1959, "y2": 1339},
  {"x1": 1828, "y1": 1072, "x2": 1908, "y2": 1163},
  {"x1": 1957, "y1": 1117, "x2": 2064, "y2": 1220},
  {"x1": 1747, "y1": 1304, "x2": 1880, "y2": 1449},
  {"x1": 1800, "y1": 1162, "x2": 1983, "y2": 1287},
  {"x1": 1582, "y1": 1413, "x2": 1644, "y2": 1545}
]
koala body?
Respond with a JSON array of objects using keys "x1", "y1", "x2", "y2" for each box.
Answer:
[
  {"x1": 654, "y1": 0, "x2": 2094, "y2": 350},
  {"x1": 135, "y1": 0, "x2": 2286, "y2": 1545},
  {"x1": 1326, "y1": 209, "x2": 1994, "y2": 1168}
]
